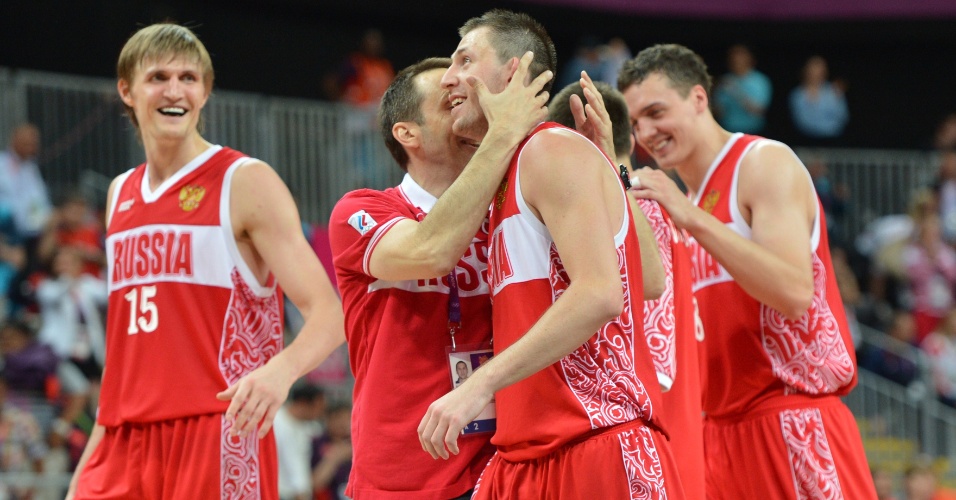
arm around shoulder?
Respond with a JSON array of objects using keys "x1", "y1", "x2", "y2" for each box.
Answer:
[
  {"x1": 328, "y1": 188, "x2": 471, "y2": 282},
  {"x1": 365, "y1": 52, "x2": 551, "y2": 282},
  {"x1": 417, "y1": 131, "x2": 628, "y2": 459}
]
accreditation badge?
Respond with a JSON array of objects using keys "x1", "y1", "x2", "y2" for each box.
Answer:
[{"x1": 446, "y1": 342, "x2": 496, "y2": 435}]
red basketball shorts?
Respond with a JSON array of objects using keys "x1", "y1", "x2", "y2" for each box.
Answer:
[
  {"x1": 704, "y1": 396, "x2": 877, "y2": 500},
  {"x1": 473, "y1": 421, "x2": 684, "y2": 499},
  {"x1": 74, "y1": 412, "x2": 278, "y2": 500}
]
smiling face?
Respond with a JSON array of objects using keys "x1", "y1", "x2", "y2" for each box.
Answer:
[
  {"x1": 414, "y1": 68, "x2": 478, "y2": 171},
  {"x1": 118, "y1": 55, "x2": 210, "y2": 144},
  {"x1": 441, "y1": 27, "x2": 510, "y2": 142},
  {"x1": 622, "y1": 72, "x2": 706, "y2": 170}
]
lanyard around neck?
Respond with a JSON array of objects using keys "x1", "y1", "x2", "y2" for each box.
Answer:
[{"x1": 448, "y1": 271, "x2": 461, "y2": 351}]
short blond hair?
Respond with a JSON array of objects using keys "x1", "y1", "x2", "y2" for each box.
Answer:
[{"x1": 116, "y1": 24, "x2": 214, "y2": 129}]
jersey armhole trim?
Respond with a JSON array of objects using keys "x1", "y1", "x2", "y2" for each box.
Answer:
[
  {"x1": 221, "y1": 157, "x2": 276, "y2": 298},
  {"x1": 788, "y1": 148, "x2": 822, "y2": 252},
  {"x1": 728, "y1": 139, "x2": 760, "y2": 239},
  {"x1": 514, "y1": 134, "x2": 550, "y2": 239},
  {"x1": 107, "y1": 169, "x2": 135, "y2": 228},
  {"x1": 657, "y1": 372, "x2": 674, "y2": 392}
]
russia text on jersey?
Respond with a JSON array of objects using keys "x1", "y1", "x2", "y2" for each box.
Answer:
[
  {"x1": 688, "y1": 236, "x2": 733, "y2": 293},
  {"x1": 107, "y1": 224, "x2": 235, "y2": 291}
]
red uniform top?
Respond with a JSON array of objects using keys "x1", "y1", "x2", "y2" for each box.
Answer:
[
  {"x1": 100, "y1": 146, "x2": 284, "y2": 426},
  {"x1": 328, "y1": 174, "x2": 495, "y2": 499},
  {"x1": 689, "y1": 133, "x2": 857, "y2": 418},
  {"x1": 638, "y1": 198, "x2": 706, "y2": 500},
  {"x1": 487, "y1": 123, "x2": 663, "y2": 462}
]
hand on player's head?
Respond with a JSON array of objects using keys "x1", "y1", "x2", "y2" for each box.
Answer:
[
  {"x1": 570, "y1": 70, "x2": 615, "y2": 159},
  {"x1": 472, "y1": 51, "x2": 552, "y2": 140}
]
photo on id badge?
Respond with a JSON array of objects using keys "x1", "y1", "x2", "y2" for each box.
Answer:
[{"x1": 447, "y1": 345, "x2": 496, "y2": 434}]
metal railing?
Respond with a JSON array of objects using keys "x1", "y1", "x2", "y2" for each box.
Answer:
[
  {"x1": 0, "y1": 67, "x2": 402, "y2": 227},
  {"x1": 795, "y1": 147, "x2": 938, "y2": 246},
  {"x1": 846, "y1": 323, "x2": 956, "y2": 484},
  {"x1": 16, "y1": 65, "x2": 956, "y2": 492},
  {"x1": 2, "y1": 66, "x2": 940, "y2": 236}
]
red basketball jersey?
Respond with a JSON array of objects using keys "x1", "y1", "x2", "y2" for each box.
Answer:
[
  {"x1": 638, "y1": 199, "x2": 679, "y2": 389},
  {"x1": 638, "y1": 199, "x2": 706, "y2": 500},
  {"x1": 100, "y1": 146, "x2": 284, "y2": 426},
  {"x1": 688, "y1": 133, "x2": 856, "y2": 418},
  {"x1": 328, "y1": 174, "x2": 495, "y2": 499},
  {"x1": 487, "y1": 123, "x2": 664, "y2": 462}
]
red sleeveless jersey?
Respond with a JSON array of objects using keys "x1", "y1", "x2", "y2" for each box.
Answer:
[
  {"x1": 689, "y1": 133, "x2": 856, "y2": 418},
  {"x1": 637, "y1": 199, "x2": 706, "y2": 500},
  {"x1": 100, "y1": 146, "x2": 284, "y2": 426},
  {"x1": 487, "y1": 122, "x2": 663, "y2": 461}
]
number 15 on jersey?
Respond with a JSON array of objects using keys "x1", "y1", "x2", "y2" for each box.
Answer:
[{"x1": 124, "y1": 285, "x2": 159, "y2": 334}]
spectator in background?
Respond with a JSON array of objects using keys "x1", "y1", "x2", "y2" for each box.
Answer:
[
  {"x1": 275, "y1": 382, "x2": 326, "y2": 500},
  {"x1": 790, "y1": 55, "x2": 849, "y2": 142},
  {"x1": 0, "y1": 320, "x2": 89, "y2": 434},
  {"x1": 0, "y1": 124, "x2": 52, "y2": 242},
  {"x1": 0, "y1": 214, "x2": 26, "y2": 318},
  {"x1": 339, "y1": 29, "x2": 395, "y2": 108},
  {"x1": 858, "y1": 310, "x2": 921, "y2": 387},
  {"x1": 932, "y1": 148, "x2": 956, "y2": 244},
  {"x1": 807, "y1": 156, "x2": 849, "y2": 246},
  {"x1": 902, "y1": 213, "x2": 956, "y2": 342},
  {"x1": 713, "y1": 44, "x2": 772, "y2": 134},
  {"x1": 598, "y1": 37, "x2": 632, "y2": 87},
  {"x1": 921, "y1": 309, "x2": 956, "y2": 407},
  {"x1": 557, "y1": 35, "x2": 605, "y2": 90},
  {"x1": 933, "y1": 113, "x2": 956, "y2": 151},
  {"x1": 857, "y1": 191, "x2": 937, "y2": 325},
  {"x1": 0, "y1": 372, "x2": 48, "y2": 500},
  {"x1": 36, "y1": 194, "x2": 105, "y2": 277},
  {"x1": 311, "y1": 404, "x2": 352, "y2": 500},
  {"x1": 0, "y1": 318, "x2": 88, "y2": 499},
  {"x1": 339, "y1": 29, "x2": 396, "y2": 187},
  {"x1": 904, "y1": 458, "x2": 956, "y2": 500},
  {"x1": 832, "y1": 246, "x2": 863, "y2": 348},
  {"x1": 36, "y1": 246, "x2": 108, "y2": 379},
  {"x1": 872, "y1": 466, "x2": 899, "y2": 500}
]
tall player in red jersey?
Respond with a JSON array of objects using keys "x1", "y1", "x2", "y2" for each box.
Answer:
[
  {"x1": 550, "y1": 79, "x2": 707, "y2": 500},
  {"x1": 620, "y1": 44, "x2": 877, "y2": 499},
  {"x1": 328, "y1": 54, "x2": 550, "y2": 499},
  {"x1": 418, "y1": 11, "x2": 683, "y2": 499},
  {"x1": 67, "y1": 24, "x2": 345, "y2": 500}
]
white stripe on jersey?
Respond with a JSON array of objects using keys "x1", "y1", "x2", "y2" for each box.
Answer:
[
  {"x1": 367, "y1": 277, "x2": 490, "y2": 297},
  {"x1": 107, "y1": 224, "x2": 233, "y2": 292}
]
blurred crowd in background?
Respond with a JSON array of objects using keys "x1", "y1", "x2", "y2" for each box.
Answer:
[{"x1": 1, "y1": 28, "x2": 956, "y2": 500}]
